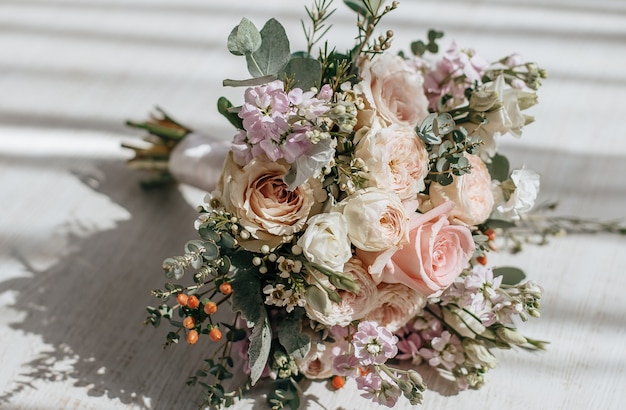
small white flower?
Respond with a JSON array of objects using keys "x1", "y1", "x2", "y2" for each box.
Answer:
[
  {"x1": 263, "y1": 283, "x2": 293, "y2": 307},
  {"x1": 497, "y1": 168, "x2": 540, "y2": 219}
]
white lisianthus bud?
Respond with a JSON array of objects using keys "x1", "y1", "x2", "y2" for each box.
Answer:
[
  {"x1": 462, "y1": 339, "x2": 498, "y2": 369},
  {"x1": 496, "y1": 327, "x2": 527, "y2": 345}
]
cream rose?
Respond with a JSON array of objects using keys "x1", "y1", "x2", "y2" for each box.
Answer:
[
  {"x1": 304, "y1": 258, "x2": 378, "y2": 327},
  {"x1": 355, "y1": 124, "x2": 429, "y2": 201},
  {"x1": 359, "y1": 52, "x2": 430, "y2": 128},
  {"x1": 365, "y1": 282, "x2": 427, "y2": 332},
  {"x1": 297, "y1": 212, "x2": 352, "y2": 272},
  {"x1": 359, "y1": 202, "x2": 475, "y2": 296},
  {"x1": 340, "y1": 188, "x2": 409, "y2": 252},
  {"x1": 218, "y1": 153, "x2": 321, "y2": 249},
  {"x1": 429, "y1": 154, "x2": 495, "y2": 226}
]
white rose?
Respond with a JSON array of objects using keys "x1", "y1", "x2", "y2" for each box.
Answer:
[
  {"x1": 355, "y1": 124, "x2": 429, "y2": 202},
  {"x1": 497, "y1": 168, "x2": 540, "y2": 219},
  {"x1": 340, "y1": 188, "x2": 409, "y2": 252},
  {"x1": 297, "y1": 212, "x2": 352, "y2": 272}
]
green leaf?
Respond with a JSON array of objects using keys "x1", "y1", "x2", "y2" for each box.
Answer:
[
  {"x1": 485, "y1": 218, "x2": 516, "y2": 229},
  {"x1": 216, "y1": 97, "x2": 243, "y2": 129},
  {"x1": 486, "y1": 153, "x2": 510, "y2": 182},
  {"x1": 493, "y1": 266, "x2": 526, "y2": 286},
  {"x1": 343, "y1": 0, "x2": 370, "y2": 16},
  {"x1": 304, "y1": 286, "x2": 328, "y2": 315},
  {"x1": 279, "y1": 57, "x2": 322, "y2": 91},
  {"x1": 278, "y1": 308, "x2": 311, "y2": 361},
  {"x1": 248, "y1": 313, "x2": 271, "y2": 385},
  {"x1": 231, "y1": 267, "x2": 271, "y2": 385},
  {"x1": 228, "y1": 18, "x2": 262, "y2": 56},
  {"x1": 247, "y1": 18, "x2": 290, "y2": 77},
  {"x1": 222, "y1": 75, "x2": 277, "y2": 88}
]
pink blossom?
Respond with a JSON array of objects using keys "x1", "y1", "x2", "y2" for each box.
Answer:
[
  {"x1": 356, "y1": 372, "x2": 401, "y2": 407},
  {"x1": 423, "y1": 42, "x2": 489, "y2": 110},
  {"x1": 395, "y1": 322, "x2": 424, "y2": 362},
  {"x1": 419, "y1": 330, "x2": 465, "y2": 370},
  {"x1": 352, "y1": 321, "x2": 399, "y2": 365}
]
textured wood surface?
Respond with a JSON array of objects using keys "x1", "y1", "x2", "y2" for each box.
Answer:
[{"x1": 1, "y1": 1, "x2": 625, "y2": 409}]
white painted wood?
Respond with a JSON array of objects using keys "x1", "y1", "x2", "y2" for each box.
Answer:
[{"x1": 1, "y1": 0, "x2": 625, "y2": 408}]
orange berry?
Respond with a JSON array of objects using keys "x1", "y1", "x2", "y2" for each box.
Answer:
[
  {"x1": 219, "y1": 282, "x2": 232, "y2": 296},
  {"x1": 176, "y1": 293, "x2": 188, "y2": 306},
  {"x1": 331, "y1": 375, "x2": 345, "y2": 390},
  {"x1": 209, "y1": 327, "x2": 223, "y2": 342},
  {"x1": 477, "y1": 255, "x2": 488, "y2": 266},
  {"x1": 203, "y1": 301, "x2": 218, "y2": 315},
  {"x1": 186, "y1": 329, "x2": 199, "y2": 345},
  {"x1": 187, "y1": 295, "x2": 200, "y2": 309},
  {"x1": 485, "y1": 229, "x2": 496, "y2": 241},
  {"x1": 183, "y1": 316, "x2": 195, "y2": 329}
]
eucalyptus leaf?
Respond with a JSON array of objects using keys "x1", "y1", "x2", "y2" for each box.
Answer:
[
  {"x1": 493, "y1": 266, "x2": 526, "y2": 286},
  {"x1": 279, "y1": 56, "x2": 322, "y2": 91},
  {"x1": 229, "y1": 18, "x2": 262, "y2": 56},
  {"x1": 343, "y1": 0, "x2": 370, "y2": 16},
  {"x1": 486, "y1": 153, "x2": 510, "y2": 182},
  {"x1": 222, "y1": 75, "x2": 277, "y2": 88},
  {"x1": 247, "y1": 18, "x2": 290, "y2": 77},
  {"x1": 305, "y1": 286, "x2": 328, "y2": 315},
  {"x1": 278, "y1": 308, "x2": 311, "y2": 361},
  {"x1": 435, "y1": 113, "x2": 455, "y2": 134}
]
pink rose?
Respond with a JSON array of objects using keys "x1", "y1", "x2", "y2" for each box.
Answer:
[
  {"x1": 355, "y1": 124, "x2": 429, "y2": 202},
  {"x1": 365, "y1": 282, "x2": 427, "y2": 332},
  {"x1": 428, "y1": 154, "x2": 495, "y2": 226},
  {"x1": 359, "y1": 52, "x2": 430, "y2": 128},
  {"x1": 359, "y1": 202, "x2": 475, "y2": 296}
]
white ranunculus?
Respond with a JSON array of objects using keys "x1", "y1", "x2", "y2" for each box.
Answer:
[
  {"x1": 497, "y1": 168, "x2": 540, "y2": 219},
  {"x1": 297, "y1": 212, "x2": 352, "y2": 272}
]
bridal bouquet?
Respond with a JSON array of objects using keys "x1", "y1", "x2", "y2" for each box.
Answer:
[{"x1": 131, "y1": 0, "x2": 550, "y2": 408}]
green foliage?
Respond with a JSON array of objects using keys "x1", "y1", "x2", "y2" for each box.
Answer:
[
  {"x1": 280, "y1": 56, "x2": 322, "y2": 91},
  {"x1": 486, "y1": 153, "x2": 510, "y2": 182},
  {"x1": 277, "y1": 308, "x2": 311, "y2": 361},
  {"x1": 411, "y1": 29, "x2": 444, "y2": 57},
  {"x1": 493, "y1": 266, "x2": 526, "y2": 286},
  {"x1": 227, "y1": 17, "x2": 262, "y2": 56},
  {"x1": 246, "y1": 19, "x2": 291, "y2": 78},
  {"x1": 231, "y1": 266, "x2": 272, "y2": 385},
  {"x1": 217, "y1": 97, "x2": 244, "y2": 129}
]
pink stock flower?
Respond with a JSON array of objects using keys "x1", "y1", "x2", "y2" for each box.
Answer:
[
  {"x1": 395, "y1": 322, "x2": 424, "y2": 363},
  {"x1": 352, "y1": 321, "x2": 399, "y2": 365},
  {"x1": 423, "y1": 42, "x2": 489, "y2": 110},
  {"x1": 419, "y1": 330, "x2": 465, "y2": 370},
  {"x1": 356, "y1": 372, "x2": 401, "y2": 407}
]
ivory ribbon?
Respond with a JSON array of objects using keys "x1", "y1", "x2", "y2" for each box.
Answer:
[{"x1": 168, "y1": 132, "x2": 230, "y2": 192}]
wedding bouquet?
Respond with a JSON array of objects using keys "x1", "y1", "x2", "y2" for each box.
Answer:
[{"x1": 130, "y1": 0, "x2": 551, "y2": 408}]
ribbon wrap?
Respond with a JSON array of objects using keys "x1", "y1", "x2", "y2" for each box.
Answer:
[{"x1": 168, "y1": 132, "x2": 230, "y2": 192}]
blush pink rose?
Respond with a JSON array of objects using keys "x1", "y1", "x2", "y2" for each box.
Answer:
[
  {"x1": 359, "y1": 52, "x2": 430, "y2": 128},
  {"x1": 428, "y1": 154, "x2": 495, "y2": 226},
  {"x1": 358, "y1": 202, "x2": 475, "y2": 296}
]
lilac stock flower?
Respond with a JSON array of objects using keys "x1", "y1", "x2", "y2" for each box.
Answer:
[
  {"x1": 352, "y1": 321, "x2": 398, "y2": 365},
  {"x1": 232, "y1": 80, "x2": 334, "y2": 167},
  {"x1": 395, "y1": 322, "x2": 424, "y2": 362},
  {"x1": 356, "y1": 372, "x2": 401, "y2": 407},
  {"x1": 419, "y1": 330, "x2": 465, "y2": 371}
]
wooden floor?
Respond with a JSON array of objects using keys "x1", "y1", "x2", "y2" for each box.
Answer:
[{"x1": 1, "y1": 0, "x2": 625, "y2": 408}]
